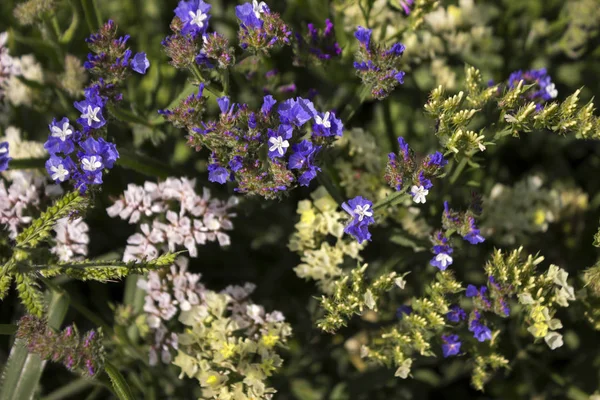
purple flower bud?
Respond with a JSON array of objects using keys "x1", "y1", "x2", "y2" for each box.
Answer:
[
  {"x1": 354, "y1": 26, "x2": 372, "y2": 47},
  {"x1": 131, "y1": 52, "x2": 150, "y2": 74}
]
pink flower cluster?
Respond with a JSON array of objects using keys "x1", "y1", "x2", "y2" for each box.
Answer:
[{"x1": 106, "y1": 177, "x2": 237, "y2": 261}]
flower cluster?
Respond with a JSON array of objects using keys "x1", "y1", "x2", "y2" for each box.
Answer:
[
  {"x1": 289, "y1": 188, "x2": 365, "y2": 293},
  {"x1": 44, "y1": 21, "x2": 149, "y2": 192},
  {"x1": 507, "y1": 68, "x2": 557, "y2": 111},
  {"x1": 51, "y1": 217, "x2": 89, "y2": 262},
  {"x1": 146, "y1": 266, "x2": 292, "y2": 398},
  {"x1": 342, "y1": 196, "x2": 375, "y2": 244},
  {"x1": 236, "y1": 1, "x2": 292, "y2": 54},
  {"x1": 353, "y1": 26, "x2": 406, "y2": 99},
  {"x1": 385, "y1": 136, "x2": 448, "y2": 204},
  {"x1": 163, "y1": 88, "x2": 343, "y2": 198},
  {"x1": 294, "y1": 19, "x2": 342, "y2": 65},
  {"x1": 0, "y1": 32, "x2": 21, "y2": 101},
  {"x1": 107, "y1": 177, "x2": 237, "y2": 260},
  {"x1": 16, "y1": 315, "x2": 104, "y2": 377}
]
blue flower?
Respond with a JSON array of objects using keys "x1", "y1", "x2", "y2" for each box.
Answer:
[
  {"x1": 261, "y1": 95, "x2": 277, "y2": 115},
  {"x1": 354, "y1": 26, "x2": 372, "y2": 48},
  {"x1": 342, "y1": 196, "x2": 375, "y2": 244},
  {"x1": 174, "y1": 0, "x2": 212, "y2": 36},
  {"x1": 397, "y1": 137, "x2": 411, "y2": 161},
  {"x1": 385, "y1": 42, "x2": 405, "y2": 56},
  {"x1": 0, "y1": 142, "x2": 11, "y2": 172},
  {"x1": 267, "y1": 129, "x2": 290, "y2": 159},
  {"x1": 394, "y1": 71, "x2": 405, "y2": 84},
  {"x1": 74, "y1": 98, "x2": 105, "y2": 131},
  {"x1": 396, "y1": 305, "x2": 413, "y2": 319},
  {"x1": 465, "y1": 284, "x2": 479, "y2": 298},
  {"x1": 441, "y1": 334, "x2": 461, "y2": 357},
  {"x1": 235, "y1": 2, "x2": 264, "y2": 29},
  {"x1": 45, "y1": 155, "x2": 74, "y2": 182},
  {"x1": 463, "y1": 216, "x2": 485, "y2": 244},
  {"x1": 130, "y1": 52, "x2": 150, "y2": 74},
  {"x1": 446, "y1": 305, "x2": 467, "y2": 323},
  {"x1": 229, "y1": 156, "x2": 243, "y2": 172},
  {"x1": 426, "y1": 151, "x2": 448, "y2": 167},
  {"x1": 312, "y1": 111, "x2": 343, "y2": 137},
  {"x1": 288, "y1": 140, "x2": 319, "y2": 170},
  {"x1": 430, "y1": 245, "x2": 453, "y2": 270},
  {"x1": 208, "y1": 164, "x2": 229, "y2": 184},
  {"x1": 469, "y1": 311, "x2": 492, "y2": 342},
  {"x1": 298, "y1": 166, "x2": 320, "y2": 186},
  {"x1": 217, "y1": 96, "x2": 231, "y2": 114},
  {"x1": 45, "y1": 118, "x2": 77, "y2": 155},
  {"x1": 278, "y1": 97, "x2": 317, "y2": 127}
]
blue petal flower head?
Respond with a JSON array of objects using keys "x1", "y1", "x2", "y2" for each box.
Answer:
[
  {"x1": 217, "y1": 96, "x2": 231, "y2": 114},
  {"x1": 235, "y1": 2, "x2": 263, "y2": 29},
  {"x1": 288, "y1": 140, "x2": 319, "y2": 170},
  {"x1": 0, "y1": 141, "x2": 11, "y2": 171},
  {"x1": 386, "y1": 42, "x2": 406, "y2": 56},
  {"x1": 298, "y1": 166, "x2": 320, "y2": 186},
  {"x1": 342, "y1": 196, "x2": 375, "y2": 244},
  {"x1": 446, "y1": 305, "x2": 467, "y2": 323},
  {"x1": 131, "y1": 52, "x2": 150, "y2": 74},
  {"x1": 396, "y1": 305, "x2": 412, "y2": 319},
  {"x1": 229, "y1": 156, "x2": 243, "y2": 172},
  {"x1": 394, "y1": 71, "x2": 405, "y2": 84},
  {"x1": 208, "y1": 164, "x2": 229, "y2": 184},
  {"x1": 74, "y1": 99, "x2": 105, "y2": 131},
  {"x1": 354, "y1": 26, "x2": 372, "y2": 47},
  {"x1": 98, "y1": 138, "x2": 119, "y2": 169},
  {"x1": 469, "y1": 311, "x2": 492, "y2": 342},
  {"x1": 441, "y1": 334, "x2": 461, "y2": 358},
  {"x1": 45, "y1": 155, "x2": 75, "y2": 182},
  {"x1": 175, "y1": 0, "x2": 212, "y2": 36},
  {"x1": 79, "y1": 137, "x2": 103, "y2": 155},
  {"x1": 312, "y1": 111, "x2": 343, "y2": 137},
  {"x1": 427, "y1": 151, "x2": 448, "y2": 167},
  {"x1": 416, "y1": 171, "x2": 433, "y2": 190},
  {"x1": 248, "y1": 112, "x2": 257, "y2": 129},
  {"x1": 398, "y1": 136, "x2": 411, "y2": 161},
  {"x1": 465, "y1": 284, "x2": 479, "y2": 298},
  {"x1": 80, "y1": 154, "x2": 104, "y2": 184},
  {"x1": 430, "y1": 245, "x2": 453, "y2": 270},
  {"x1": 278, "y1": 97, "x2": 317, "y2": 127},
  {"x1": 45, "y1": 118, "x2": 78, "y2": 155},
  {"x1": 267, "y1": 129, "x2": 290, "y2": 159},
  {"x1": 261, "y1": 95, "x2": 277, "y2": 115}
]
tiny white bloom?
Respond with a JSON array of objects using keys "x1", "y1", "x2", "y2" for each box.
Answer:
[
  {"x1": 50, "y1": 164, "x2": 69, "y2": 182},
  {"x1": 315, "y1": 111, "x2": 331, "y2": 128},
  {"x1": 545, "y1": 83, "x2": 558, "y2": 99},
  {"x1": 544, "y1": 331, "x2": 563, "y2": 350},
  {"x1": 394, "y1": 277, "x2": 406, "y2": 289},
  {"x1": 82, "y1": 155, "x2": 102, "y2": 172},
  {"x1": 81, "y1": 105, "x2": 101, "y2": 126},
  {"x1": 411, "y1": 185, "x2": 428, "y2": 204},
  {"x1": 252, "y1": 0, "x2": 268, "y2": 18},
  {"x1": 435, "y1": 253, "x2": 453, "y2": 268},
  {"x1": 364, "y1": 289, "x2": 376, "y2": 310},
  {"x1": 268, "y1": 136, "x2": 289, "y2": 156},
  {"x1": 188, "y1": 9, "x2": 208, "y2": 28},
  {"x1": 51, "y1": 121, "x2": 73, "y2": 141},
  {"x1": 353, "y1": 204, "x2": 373, "y2": 221}
]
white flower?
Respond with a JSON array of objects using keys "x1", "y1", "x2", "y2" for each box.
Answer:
[
  {"x1": 51, "y1": 121, "x2": 73, "y2": 141},
  {"x1": 394, "y1": 277, "x2": 406, "y2": 289},
  {"x1": 252, "y1": 0, "x2": 268, "y2": 18},
  {"x1": 353, "y1": 204, "x2": 373, "y2": 221},
  {"x1": 268, "y1": 136, "x2": 289, "y2": 156},
  {"x1": 544, "y1": 331, "x2": 563, "y2": 350},
  {"x1": 81, "y1": 105, "x2": 101, "y2": 126},
  {"x1": 315, "y1": 111, "x2": 331, "y2": 128},
  {"x1": 411, "y1": 185, "x2": 429, "y2": 204},
  {"x1": 50, "y1": 164, "x2": 69, "y2": 182},
  {"x1": 545, "y1": 83, "x2": 558, "y2": 99},
  {"x1": 81, "y1": 155, "x2": 102, "y2": 172},
  {"x1": 364, "y1": 289, "x2": 376, "y2": 310},
  {"x1": 188, "y1": 9, "x2": 208, "y2": 28},
  {"x1": 51, "y1": 217, "x2": 89, "y2": 262},
  {"x1": 435, "y1": 253, "x2": 453, "y2": 268}
]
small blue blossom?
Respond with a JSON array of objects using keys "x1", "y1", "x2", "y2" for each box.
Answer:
[
  {"x1": 342, "y1": 196, "x2": 375, "y2": 244},
  {"x1": 385, "y1": 42, "x2": 406, "y2": 56},
  {"x1": 463, "y1": 216, "x2": 485, "y2": 244},
  {"x1": 354, "y1": 26, "x2": 372, "y2": 48},
  {"x1": 394, "y1": 71, "x2": 405, "y2": 84},
  {"x1": 441, "y1": 334, "x2": 461, "y2": 358},
  {"x1": 427, "y1": 151, "x2": 448, "y2": 168},
  {"x1": 130, "y1": 52, "x2": 150, "y2": 74},
  {"x1": 45, "y1": 118, "x2": 77, "y2": 155},
  {"x1": 288, "y1": 140, "x2": 319, "y2": 170},
  {"x1": 278, "y1": 97, "x2": 317, "y2": 127},
  {"x1": 229, "y1": 156, "x2": 243, "y2": 172},
  {"x1": 446, "y1": 305, "x2": 467, "y2": 323},
  {"x1": 298, "y1": 166, "x2": 320, "y2": 186},
  {"x1": 261, "y1": 95, "x2": 277, "y2": 115},
  {"x1": 46, "y1": 155, "x2": 74, "y2": 183},
  {"x1": 174, "y1": 0, "x2": 212, "y2": 36},
  {"x1": 208, "y1": 164, "x2": 229, "y2": 184},
  {"x1": 469, "y1": 311, "x2": 492, "y2": 342},
  {"x1": 235, "y1": 2, "x2": 264, "y2": 29},
  {"x1": 217, "y1": 96, "x2": 231, "y2": 114},
  {"x1": 0, "y1": 142, "x2": 11, "y2": 172},
  {"x1": 398, "y1": 137, "x2": 410, "y2": 161},
  {"x1": 267, "y1": 129, "x2": 290, "y2": 159},
  {"x1": 396, "y1": 305, "x2": 413, "y2": 319},
  {"x1": 74, "y1": 98, "x2": 105, "y2": 131},
  {"x1": 430, "y1": 244, "x2": 453, "y2": 270},
  {"x1": 312, "y1": 111, "x2": 343, "y2": 137}
]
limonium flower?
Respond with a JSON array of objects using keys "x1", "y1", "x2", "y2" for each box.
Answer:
[
  {"x1": 507, "y1": 68, "x2": 558, "y2": 110},
  {"x1": 353, "y1": 27, "x2": 406, "y2": 99},
  {"x1": 446, "y1": 305, "x2": 467, "y2": 322},
  {"x1": 131, "y1": 52, "x2": 150, "y2": 74},
  {"x1": 430, "y1": 231, "x2": 453, "y2": 270},
  {"x1": 342, "y1": 196, "x2": 375, "y2": 243},
  {"x1": 174, "y1": 0, "x2": 211, "y2": 37},
  {"x1": 441, "y1": 334, "x2": 461, "y2": 357},
  {"x1": 0, "y1": 141, "x2": 10, "y2": 171},
  {"x1": 442, "y1": 201, "x2": 485, "y2": 244},
  {"x1": 469, "y1": 310, "x2": 492, "y2": 342},
  {"x1": 235, "y1": 1, "x2": 292, "y2": 53}
]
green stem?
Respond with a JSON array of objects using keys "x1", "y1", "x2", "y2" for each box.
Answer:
[
  {"x1": 117, "y1": 148, "x2": 179, "y2": 179},
  {"x1": 449, "y1": 157, "x2": 468, "y2": 184},
  {"x1": 80, "y1": 0, "x2": 100, "y2": 33},
  {"x1": 373, "y1": 188, "x2": 409, "y2": 212},
  {"x1": 189, "y1": 64, "x2": 224, "y2": 97},
  {"x1": 107, "y1": 104, "x2": 153, "y2": 127},
  {"x1": 60, "y1": 0, "x2": 81, "y2": 44}
]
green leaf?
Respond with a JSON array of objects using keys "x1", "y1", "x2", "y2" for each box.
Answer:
[{"x1": 105, "y1": 361, "x2": 135, "y2": 400}]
